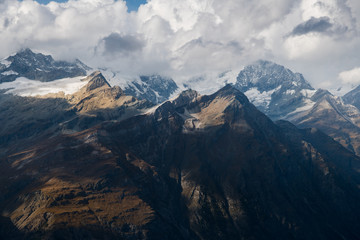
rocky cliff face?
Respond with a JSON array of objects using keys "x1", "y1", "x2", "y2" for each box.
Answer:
[{"x1": 1, "y1": 85, "x2": 360, "y2": 239}]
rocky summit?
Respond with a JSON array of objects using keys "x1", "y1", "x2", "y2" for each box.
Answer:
[{"x1": 1, "y1": 81, "x2": 360, "y2": 239}]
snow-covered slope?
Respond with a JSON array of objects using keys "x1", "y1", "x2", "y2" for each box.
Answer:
[{"x1": 0, "y1": 76, "x2": 88, "y2": 97}]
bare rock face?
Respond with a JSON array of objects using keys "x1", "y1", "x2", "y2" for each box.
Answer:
[
  {"x1": 2, "y1": 85, "x2": 360, "y2": 239},
  {"x1": 84, "y1": 71, "x2": 111, "y2": 92}
]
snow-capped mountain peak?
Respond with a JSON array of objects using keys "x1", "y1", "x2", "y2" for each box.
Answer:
[
  {"x1": 99, "y1": 69, "x2": 179, "y2": 104},
  {"x1": 234, "y1": 60, "x2": 315, "y2": 119},
  {"x1": 235, "y1": 60, "x2": 313, "y2": 92},
  {"x1": 0, "y1": 48, "x2": 89, "y2": 83}
]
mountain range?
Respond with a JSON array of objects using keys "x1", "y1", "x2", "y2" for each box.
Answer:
[
  {"x1": 232, "y1": 60, "x2": 360, "y2": 156},
  {"x1": 0, "y1": 49, "x2": 178, "y2": 104},
  {"x1": 1, "y1": 49, "x2": 360, "y2": 239}
]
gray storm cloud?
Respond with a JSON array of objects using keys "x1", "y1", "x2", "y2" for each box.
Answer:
[
  {"x1": 291, "y1": 16, "x2": 332, "y2": 36},
  {"x1": 100, "y1": 33, "x2": 144, "y2": 56}
]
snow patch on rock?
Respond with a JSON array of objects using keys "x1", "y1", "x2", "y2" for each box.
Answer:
[
  {"x1": 300, "y1": 89, "x2": 317, "y2": 98},
  {"x1": 1, "y1": 70, "x2": 18, "y2": 76},
  {"x1": 0, "y1": 59, "x2": 11, "y2": 68},
  {"x1": 245, "y1": 86, "x2": 279, "y2": 108}
]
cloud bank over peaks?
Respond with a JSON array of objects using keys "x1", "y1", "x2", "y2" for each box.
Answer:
[{"x1": 0, "y1": 0, "x2": 359, "y2": 90}]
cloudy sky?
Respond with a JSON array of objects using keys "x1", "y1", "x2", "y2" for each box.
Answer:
[{"x1": 0, "y1": 0, "x2": 360, "y2": 90}]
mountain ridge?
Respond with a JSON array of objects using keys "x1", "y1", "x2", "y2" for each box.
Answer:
[
  {"x1": 3, "y1": 49, "x2": 360, "y2": 158},
  {"x1": 3, "y1": 50, "x2": 360, "y2": 239},
  {"x1": 1, "y1": 84, "x2": 360, "y2": 239}
]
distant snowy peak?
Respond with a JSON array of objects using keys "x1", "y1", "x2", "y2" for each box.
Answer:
[
  {"x1": 0, "y1": 48, "x2": 90, "y2": 83},
  {"x1": 235, "y1": 60, "x2": 315, "y2": 120},
  {"x1": 124, "y1": 75, "x2": 179, "y2": 104},
  {"x1": 235, "y1": 60, "x2": 313, "y2": 92},
  {"x1": 100, "y1": 69, "x2": 179, "y2": 104}
]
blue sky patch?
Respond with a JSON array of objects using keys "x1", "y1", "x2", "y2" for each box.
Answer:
[{"x1": 33, "y1": 0, "x2": 147, "y2": 11}]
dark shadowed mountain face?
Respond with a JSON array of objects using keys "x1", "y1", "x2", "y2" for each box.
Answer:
[
  {"x1": 0, "y1": 48, "x2": 89, "y2": 83},
  {"x1": 1, "y1": 85, "x2": 360, "y2": 239}
]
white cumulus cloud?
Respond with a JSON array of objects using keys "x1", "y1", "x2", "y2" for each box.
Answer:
[
  {"x1": 0, "y1": 0, "x2": 359, "y2": 90},
  {"x1": 339, "y1": 67, "x2": 360, "y2": 85}
]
